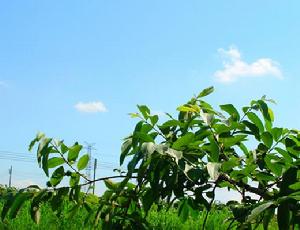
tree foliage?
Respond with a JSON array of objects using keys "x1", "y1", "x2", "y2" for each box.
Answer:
[{"x1": 1, "y1": 86, "x2": 300, "y2": 229}]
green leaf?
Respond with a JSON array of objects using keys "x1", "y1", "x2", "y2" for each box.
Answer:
[
  {"x1": 142, "y1": 189, "x2": 155, "y2": 213},
  {"x1": 69, "y1": 173, "x2": 80, "y2": 187},
  {"x1": 205, "y1": 136, "x2": 219, "y2": 162},
  {"x1": 67, "y1": 144, "x2": 82, "y2": 162},
  {"x1": 261, "y1": 95, "x2": 277, "y2": 104},
  {"x1": 133, "y1": 131, "x2": 154, "y2": 143},
  {"x1": 137, "y1": 105, "x2": 150, "y2": 119},
  {"x1": 85, "y1": 194, "x2": 99, "y2": 205},
  {"x1": 247, "y1": 201, "x2": 274, "y2": 222},
  {"x1": 159, "y1": 120, "x2": 181, "y2": 129},
  {"x1": 220, "y1": 104, "x2": 240, "y2": 121},
  {"x1": 280, "y1": 167, "x2": 297, "y2": 195},
  {"x1": 177, "y1": 105, "x2": 200, "y2": 113},
  {"x1": 120, "y1": 138, "x2": 132, "y2": 165},
  {"x1": 29, "y1": 132, "x2": 45, "y2": 151},
  {"x1": 9, "y1": 192, "x2": 34, "y2": 219},
  {"x1": 268, "y1": 108, "x2": 274, "y2": 122},
  {"x1": 263, "y1": 208, "x2": 275, "y2": 230},
  {"x1": 140, "y1": 123, "x2": 153, "y2": 133},
  {"x1": 277, "y1": 203, "x2": 290, "y2": 230},
  {"x1": 257, "y1": 100, "x2": 272, "y2": 121},
  {"x1": 178, "y1": 199, "x2": 190, "y2": 222},
  {"x1": 238, "y1": 142, "x2": 249, "y2": 157},
  {"x1": 255, "y1": 172, "x2": 275, "y2": 182},
  {"x1": 219, "y1": 135, "x2": 247, "y2": 148},
  {"x1": 129, "y1": 112, "x2": 141, "y2": 118},
  {"x1": 247, "y1": 112, "x2": 264, "y2": 133},
  {"x1": 48, "y1": 157, "x2": 65, "y2": 168},
  {"x1": 37, "y1": 137, "x2": 52, "y2": 166},
  {"x1": 275, "y1": 147, "x2": 293, "y2": 163},
  {"x1": 243, "y1": 120, "x2": 260, "y2": 140},
  {"x1": 197, "y1": 86, "x2": 214, "y2": 98},
  {"x1": 104, "y1": 179, "x2": 119, "y2": 190},
  {"x1": 60, "y1": 143, "x2": 68, "y2": 154},
  {"x1": 172, "y1": 133, "x2": 195, "y2": 150},
  {"x1": 149, "y1": 115, "x2": 159, "y2": 126},
  {"x1": 261, "y1": 132, "x2": 273, "y2": 148},
  {"x1": 41, "y1": 151, "x2": 50, "y2": 177},
  {"x1": 289, "y1": 182, "x2": 300, "y2": 191},
  {"x1": 50, "y1": 166, "x2": 64, "y2": 186},
  {"x1": 271, "y1": 127, "x2": 283, "y2": 142},
  {"x1": 77, "y1": 154, "x2": 90, "y2": 171},
  {"x1": 30, "y1": 189, "x2": 49, "y2": 224},
  {"x1": 1, "y1": 193, "x2": 14, "y2": 220},
  {"x1": 50, "y1": 189, "x2": 66, "y2": 212},
  {"x1": 264, "y1": 155, "x2": 283, "y2": 176},
  {"x1": 222, "y1": 157, "x2": 240, "y2": 172}
]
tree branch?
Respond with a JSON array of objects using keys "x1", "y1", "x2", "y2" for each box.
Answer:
[
  {"x1": 218, "y1": 173, "x2": 270, "y2": 199},
  {"x1": 79, "y1": 175, "x2": 137, "y2": 187}
]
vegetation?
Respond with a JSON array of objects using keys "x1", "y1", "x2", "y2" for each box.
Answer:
[
  {"x1": 0, "y1": 200, "x2": 278, "y2": 229},
  {"x1": 1, "y1": 86, "x2": 300, "y2": 229}
]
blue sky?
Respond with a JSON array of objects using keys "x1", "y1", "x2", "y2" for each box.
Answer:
[{"x1": 0, "y1": 1, "x2": 300, "y2": 198}]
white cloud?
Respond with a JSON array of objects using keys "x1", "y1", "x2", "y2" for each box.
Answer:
[
  {"x1": 75, "y1": 101, "x2": 108, "y2": 113},
  {"x1": 214, "y1": 46, "x2": 282, "y2": 83}
]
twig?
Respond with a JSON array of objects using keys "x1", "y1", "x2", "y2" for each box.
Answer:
[
  {"x1": 202, "y1": 183, "x2": 217, "y2": 230},
  {"x1": 218, "y1": 174, "x2": 270, "y2": 199},
  {"x1": 52, "y1": 142, "x2": 91, "y2": 182},
  {"x1": 79, "y1": 175, "x2": 137, "y2": 187}
]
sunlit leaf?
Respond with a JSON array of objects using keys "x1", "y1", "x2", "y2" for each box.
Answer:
[
  {"x1": 48, "y1": 157, "x2": 65, "y2": 168},
  {"x1": 77, "y1": 154, "x2": 90, "y2": 171},
  {"x1": 197, "y1": 86, "x2": 214, "y2": 98},
  {"x1": 67, "y1": 144, "x2": 82, "y2": 162}
]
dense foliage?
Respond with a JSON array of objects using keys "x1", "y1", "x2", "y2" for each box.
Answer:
[{"x1": 1, "y1": 87, "x2": 300, "y2": 229}]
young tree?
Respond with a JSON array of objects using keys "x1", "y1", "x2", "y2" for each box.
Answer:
[{"x1": 1, "y1": 87, "x2": 300, "y2": 229}]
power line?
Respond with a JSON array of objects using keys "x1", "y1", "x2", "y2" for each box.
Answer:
[
  {"x1": 0, "y1": 150, "x2": 117, "y2": 167},
  {"x1": 0, "y1": 149, "x2": 117, "y2": 157},
  {"x1": 0, "y1": 150, "x2": 118, "y2": 166},
  {"x1": 0, "y1": 157, "x2": 118, "y2": 169}
]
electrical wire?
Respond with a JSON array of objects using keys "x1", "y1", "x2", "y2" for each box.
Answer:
[{"x1": 0, "y1": 150, "x2": 120, "y2": 170}]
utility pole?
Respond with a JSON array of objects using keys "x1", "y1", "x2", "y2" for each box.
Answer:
[
  {"x1": 93, "y1": 158, "x2": 97, "y2": 194},
  {"x1": 8, "y1": 166, "x2": 12, "y2": 187},
  {"x1": 84, "y1": 142, "x2": 96, "y2": 192}
]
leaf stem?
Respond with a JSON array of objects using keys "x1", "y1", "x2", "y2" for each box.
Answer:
[
  {"x1": 202, "y1": 183, "x2": 217, "y2": 230},
  {"x1": 79, "y1": 175, "x2": 137, "y2": 187},
  {"x1": 52, "y1": 142, "x2": 91, "y2": 182}
]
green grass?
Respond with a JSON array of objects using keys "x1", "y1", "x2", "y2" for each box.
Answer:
[
  {"x1": 147, "y1": 205, "x2": 233, "y2": 230},
  {"x1": 0, "y1": 201, "x2": 88, "y2": 230},
  {"x1": 0, "y1": 201, "x2": 279, "y2": 230}
]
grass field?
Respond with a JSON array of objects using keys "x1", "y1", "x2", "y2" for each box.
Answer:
[{"x1": 0, "y1": 201, "x2": 279, "y2": 230}]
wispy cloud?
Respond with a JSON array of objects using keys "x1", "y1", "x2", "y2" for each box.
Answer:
[
  {"x1": 74, "y1": 101, "x2": 108, "y2": 113},
  {"x1": 214, "y1": 46, "x2": 282, "y2": 83}
]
